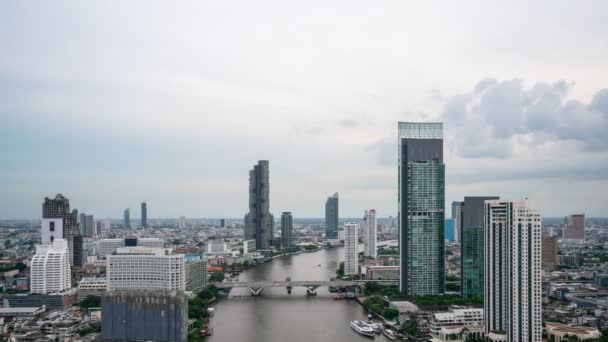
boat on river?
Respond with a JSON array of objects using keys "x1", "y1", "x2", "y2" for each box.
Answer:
[
  {"x1": 349, "y1": 320, "x2": 375, "y2": 337},
  {"x1": 382, "y1": 328, "x2": 396, "y2": 340}
]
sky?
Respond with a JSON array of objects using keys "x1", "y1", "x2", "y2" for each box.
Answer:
[{"x1": 1, "y1": 1, "x2": 607, "y2": 219}]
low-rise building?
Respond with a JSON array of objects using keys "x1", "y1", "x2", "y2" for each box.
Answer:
[
  {"x1": 545, "y1": 322, "x2": 600, "y2": 341},
  {"x1": 363, "y1": 265, "x2": 399, "y2": 280},
  {"x1": 429, "y1": 308, "x2": 484, "y2": 342},
  {"x1": 77, "y1": 277, "x2": 107, "y2": 300}
]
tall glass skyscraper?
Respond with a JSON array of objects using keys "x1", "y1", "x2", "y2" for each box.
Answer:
[
  {"x1": 141, "y1": 202, "x2": 147, "y2": 228},
  {"x1": 460, "y1": 196, "x2": 499, "y2": 300},
  {"x1": 123, "y1": 208, "x2": 130, "y2": 229},
  {"x1": 281, "y1": 212, "x2": 293, "y2": 248},
  {"x1": 244, "y1": 160, "x2": 272, "y2": 249},
  {"x1": 398, "y1": 122, "x2": 445, "y2": 296},
  {"x1": 325, "y1": 193, "x2": 339, "y2": 240}
]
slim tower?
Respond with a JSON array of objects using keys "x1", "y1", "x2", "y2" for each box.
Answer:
[
  {"x1": 363, "y1": 209, "x2": 377, "y2": 258},
  {"x1": 42, "y1": 194, "x2": 82, "y2": 267},
  {"x1": 344, "y1": 222, "x2": 358, "y2": 275},
  {"x1": 141, "y1": 202, "x2": 148, "y2": 228},
  {"x1": 123, "y1": 208, "x2": 130, "y2": 229},
  {"x1": 244, "y1": 160, "x2": 272, "y2": 249},
  {"x1": 281, "y1": 212, "x2": 293, "y2": 248},
  {"x1": 484, "y1": 199, "x2": 542, "y2": 342},
  {"x1": 325, "y1": 193, "x2": 339, "y2": 240},
  {"x1": 398, "y1": 122, "x2": 445, "y2": 296}
]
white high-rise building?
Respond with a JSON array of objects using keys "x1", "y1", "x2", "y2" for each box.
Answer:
[
  {"x1": 344, "y1": 222, "x2": 359, "y2": 275},
  {"x1": 484, "y1": 199, "x2": 542, "y2": 342},
  {"x1": 30, "y1": 239, "x2": 71, "y2": 294},
  {"x1": 363, "y1": 209, "x2": 377, "y2": 258},
  {"x1": 179, "y1": 216, "x2": 186, "y2": 230},
  {"x1": 106, "y1": 247, "x2": 186, "y2": 291}
]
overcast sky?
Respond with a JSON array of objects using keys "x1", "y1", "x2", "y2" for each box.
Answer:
[{"x1": 1, "y1": 1, "x2": 607, "y2": 219}]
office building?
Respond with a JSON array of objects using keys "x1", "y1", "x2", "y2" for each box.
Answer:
[
  {"x1": 281, "y1": 212, "x2": 293, "y2": 248},
  {"x1": 243, "y1": 239, "x2": 256, "y2": 254},
  {"x1": 97, "y1": 220, "x2": 111, "y2": 235},
  {"x1": 564, "y1": 214, "x2": 585, "y2": 240},
  {"x1": 220, "y1": 218, "x2": 226, "y2": 227},
  {"x1": 85, "y1": 215, "x2": 94, "y2": 237},
  {"x1": 460, "y1": 196, "x2": 499, "y2": 300},
  {"x1": 363, "y1": 209, "x2": 377, "y2": 258},
  {"x1": 206, "y1": 241, "x2": 228, "y2": 253},
  {"x1": 102, "y1": 290, "x2": 188, "y2": 342},
  {"x1": 429, "y1": 308, "x2": 484, "y2": 342},
  {"x1": 344, "y1": 222, "x2": 358, "y2": 276},
  {"x1": 451, "y1": 201, "x2": 463, "y2": 242},
  {"x1": 185, "y1": 256, "x2": 207, "y2": 292},
  {"x1": 484, "y1": 199, "x2": 542, "y2": 342},
  {"x1": 30, "y1": 239, "x2": 71, "y2": 294},
  {"x1": 244, "y1": 160, "x2": 272, "y2": 249},
  {"x1": 542, "y1": 232, "x2": 558, "y2": 272},
  {"x1": 398, "y1": 122, "x2": 445, "y2": 296},
  {"x1": 178, "y1": 216, "x2": 186, "y2": 230},
  {"x1": 123, "y1": 208, "x2": 130, "y2": 229},
  {"x1": 78, "y1": 277, "x2": 107, "y2": 300},
  {"x1": 72, "y1": 209, "x2": 78, "y2": 223},
  {"x1": 42, "y1": 194, "x2": 82, "y2": 267},
  {"x1": 325, "y1": 192, "x2": 339, "y2": 240},
  {"x1": 97, "y1": 238, "x2": 164, "y2": 259},
  {"x1": 141, "y1": 202, "x2": 148, "y2": 228},
  {"x1": 106, "y1": 247, "x2": 185, "y2": 291},
  {"x1": 445, "y1": 219, "x2": 455, "y2": 242}
]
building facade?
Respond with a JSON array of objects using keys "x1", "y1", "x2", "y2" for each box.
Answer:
[
  {"x1": 445, "y1": 218, "x2": 455, "y2": 242},
  {"x1": 429, "y1": 308, "x2": 484, "y2": 342},
  {"x1": 460, "y1": 196, "x2": 499, "y2": 300},
  {"x1": 43, "y1": 194, "x2": 82, "y2": 267},
  {"x1": 484, "y1": 199, "x2": 542, "y2": 342},
  {"x1": 101, "y1": 290, "x2": 188, "y2": 342},
  {"x1": 542, "y1": 232, "x2": 558, "y2": 272},
  {"x1": 77, "y1": 277, "x2": 107, "y2": 300},
  {"x1": 451, "y1": 201, "x2": 463, "y2": 242},
  {"x1": 325, "y1": 193, "x2": 339, "y2": 240},
  {"x1": 344, "y1": 222, "x2": 358, "y2": 276},
  {"x1": 244, "y1": 160, "x2": 273, "y2": 249},
  {"x1": 564, "y1": 214, "x2": 585, "y2": 240},
  {"x1": 106, "y1": 247, "x2": 186, "y2": 291},
  {"x1": 281, "y1": 212, "x2": 293, "y2": 248},
  {"x1": 186, "y1": 257, "x2": 207, "y2": 292},
  {"x1": 398, "y1": 122, "x2": 445, "y2": 296},
  {"x1": 363, "y1": 209, "x2": 377, "y2": 258},
  {"x1": 30, "y1": 239, "x2": 71, "y2": 294}
]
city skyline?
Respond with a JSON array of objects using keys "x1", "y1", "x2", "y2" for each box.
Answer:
[{"x1": 2, "y1": 2, "x2": 607, "y2": 219}]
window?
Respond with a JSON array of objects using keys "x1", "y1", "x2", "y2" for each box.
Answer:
[{"x1": 50, "y1": 221, "x2": 55, "y2": 232}]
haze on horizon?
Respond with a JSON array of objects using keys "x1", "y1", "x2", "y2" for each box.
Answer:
[{"x1": 1, "y1": 1, "x2": 607, "y2": 219}]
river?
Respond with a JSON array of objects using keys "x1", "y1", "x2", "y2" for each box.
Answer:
[{"x1": 207, "y1": 246, "x2": 393, "y2": 342}]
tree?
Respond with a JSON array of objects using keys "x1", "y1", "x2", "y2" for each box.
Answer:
[
  {"x1": 401, "y1": 316, "x2": 419, "y2": 337},
  {"x1": 209, "y1": 272, "x2": 225, "y2": 283},
  {"x1": 336, "y1": 262, "x2": 345, "y2": 277},
  {"x1": 14, "y1": 263, "x2": 27, "y2": 272},
  {"x1": 188, "y1": 298, "x2": 203, "y2": 319},
  {"x1": 78, "y1": 295, "x2": 101, "y2": 309},
  {"x1": 383, "y1": 308, "x2": 400, "y2": 320}
]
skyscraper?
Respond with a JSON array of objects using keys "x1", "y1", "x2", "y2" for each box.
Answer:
[
  {"x1": 451, "y1": 201, "x2": 463, "y2": 242},
  {"x1": 281, "y1": 212, "x2": 293, "y2": 248},
  {"x1": 564, "y1": 213, "x2": 585, "y2": 240},
  {"x1": 445, "y1": 219, "x2": 455, "y2": 242},
  {"x1": 123, "y1": 208, "x2": 130, "y2": 229},
  {"x1": 179, "y1": 216, "x2": 186, "y2": 230},
  {"x1": 344, "y1": 222, "x2": 358, "y2": 276},
  {"x1": 325, "y1": 192, "x2": 339, "y2": 240},
  {"x1": 484, "y1": 199, "x2": 542, "y2": 342},
  {"x1": 244, "y1": 160, "x2": 272, "y2": 249},
  {"x1": 398, "y1": 122, "x2": 445, "y2": 296},
  {"x1": 460, "y1": 196, "x2": 499, "y2": 300},
  {"x1": 542, "y1": 232, "x2": 558, "y2": 272},
  {"x1": 30, "y1": 239, "x2": 71, "y2": 294},
  {"x1": 42, "y1": 194, "x2": 82, "y2": 267},
  {"x1": 72, "y1": 209, "x2": 78, "y2": 223},
  {"x1": 141, "y1": 202, "x2": 147, "y2": 228},
  {"x1": 363, "y1": 209, "x2": 377, "y2": 258}
]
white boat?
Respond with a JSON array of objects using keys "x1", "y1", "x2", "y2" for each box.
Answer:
[
  {"x1": 382, "y1": 328, "x2": 397, "y2": 340},
  {"x1": 350, "y1": 320, "x2": 376, "y2": 337},
  {"x1": 366, "y1": 322, "x2": 383, "y2": 334}
]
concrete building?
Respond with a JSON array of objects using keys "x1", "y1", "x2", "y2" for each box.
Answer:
[
  {"x1": 545, "y1": 322, "x2": 600, "y2": 341},
  {"x1": 30, "y1": 239, "x2": 71, "y2": 294},
  {"x1": 398, "y1": 122, "x2": 445, "y2": 296},
  {"x1": 78, "y1": 277, "x2": 107, "y2": 300},
  {"x1": 364, "y1": 265, "x2": 399, "y2": 280},
  {"x1": 206, "y1": 241, "x2": 228, "y2": 253},
  {"x1": 429, "y1": 308, "x2": 484, "y2": 342},
  {"x1": 178, "y1": 216, "x2": 186, "y2": 230},
  {"x1": 325, "y1": 193, "x2": 339, "y2": 240},
  {"x1": 460, "y1": 196, "x2": 499, "y2": 300},
  {"x1": 186, "y1": 256, "x2": 207, "y2": 292},
  {"x1": 564, "y1": 214, "x2": 585, "y2": 240},
  {"x1": 98, "y1": 238, "x2": 126, "y2": 259},
  {"x1": 106, "y1": 247, "x2": 186, "y2": 291},
  {"x1": 244, "y1": 160, "x2": 273, "y2": 249},
  {"x1": 43, "y1": 194, "x2": 82, "y2": 267},
  {"x1": 542, "y1": 232, "x2": 558, "y2": 272},
  {"x1": 281, "y1": 212, "x2": 293, "y2": 248},
  {"x1": 102, "y1": 290, "x2": 188, "y2": 342},
  {"x1": 141, "y1": 202, "x2": 148, "y2": 228},
  {"x1": 344, "y1": 222, "x2": 358, "y2": 276},
  {"x1": 137, "y1": 237, "x2": 165, "y2": 248},
  {"x1": 96, "y1": 220, "x2": 111, "y2": 235},
  {"x1": 243, "y1": 239, "x2": 256, "y2": 255},
  {"x1": 363, "y1": 209, "x2": 377, "y2": 258},
  {"x1": 484, "y1": 199, "x2": 542, "y2": 342},
  {"x1": 123, "y1": 208, "x2": 130, "y2": 229}
]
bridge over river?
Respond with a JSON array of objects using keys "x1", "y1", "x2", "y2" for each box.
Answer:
[{"x1": 216, "y1": 279, "x2": 397, "y2": 296}]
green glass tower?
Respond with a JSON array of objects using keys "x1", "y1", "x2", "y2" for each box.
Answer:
[
  {"x1": 460, "y1": 196, "x2": 499, "y2": 299},
  {"x1": 398, "y1": 122, "x2": 445, "y2": 296}
]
